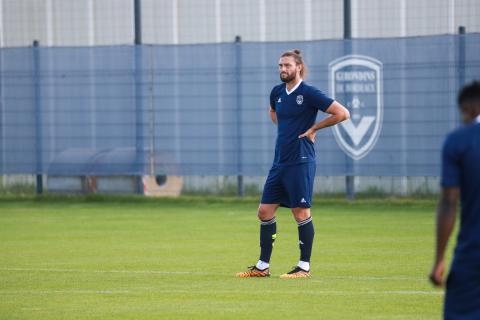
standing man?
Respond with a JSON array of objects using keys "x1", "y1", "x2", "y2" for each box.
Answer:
[
  {"x1": 236, "y1": 49, "x2": 349, "y2": 279},
  {"x1": 429, "y1": 81, "x2": 480, "y2": 319}
]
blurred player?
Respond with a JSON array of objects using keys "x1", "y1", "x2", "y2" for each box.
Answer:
[
  {"x1": 429, "y1": 81, "x2": 480, "y2": 319},
  {"x1": 236, "y1": 49, "x2": 349, "y2": 278}
]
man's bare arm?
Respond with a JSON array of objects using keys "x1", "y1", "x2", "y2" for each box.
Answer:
[
  {"x1": 269, "y1": 106, "x2": 277, "y2": 125},
  {"x1": 298, "y1": 101, "x2": 350, "y2": 142},
  {"x1": 429, "y1": 187, "x2": 459, "y2": 287}
]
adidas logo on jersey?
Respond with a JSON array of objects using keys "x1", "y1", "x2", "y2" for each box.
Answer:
[{"x1": 277, "y1": 97, "x2": 281, "y2": 103}]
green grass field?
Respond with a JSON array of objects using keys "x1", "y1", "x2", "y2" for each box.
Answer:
[{"x1": 0, "y1": 196, "x2": 450, "y2": 319}]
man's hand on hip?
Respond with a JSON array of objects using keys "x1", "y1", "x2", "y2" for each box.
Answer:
[{"x1": 298, "y1": 129, "x2": 316, "y2": 143}]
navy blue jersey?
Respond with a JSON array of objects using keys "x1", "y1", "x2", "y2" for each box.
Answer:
[
  {"x1": 441, "y1": 118, "x2": 480, "y2": 267},
  {"x1": 269, "y1": 81, "x2": 333, "y2": 166}
]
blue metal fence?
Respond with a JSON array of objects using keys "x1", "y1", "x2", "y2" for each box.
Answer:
[{"x1": 0, "y1": 34, "x2": 479, "y2": 177}]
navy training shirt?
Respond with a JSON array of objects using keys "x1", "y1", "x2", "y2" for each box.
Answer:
[
  {"x1": 441, "y1": 117, "x2": 480, "y2": 267},
  {"x1": 269, "y1": 80, "x2": 334, "y2": 166}
]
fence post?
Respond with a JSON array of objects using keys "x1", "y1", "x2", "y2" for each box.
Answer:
[
  {"x1": 134, "y1": 0, "x2": 144, "y2": 194},
  {"x1": 0, "y1": 43, "x2": 3, "y2": 181},
  {"x1": 343, "y1": 0, "x2": 351, "y2": 39},
  {"x1": 134, "y1": 0, "x2": 142, "y2": 45},
  {"x1": 343, "y1": 0, "x2": 354, "y2": 200},
  {"x1": 235, "y1": 35, "x2": 244, "y2": 197},
  {"x1": 458, "y1": 26, "x2": 466, "y2": 91},
  {"x1": 33, "y1": 40, "x2": 43, "y2": 194}
]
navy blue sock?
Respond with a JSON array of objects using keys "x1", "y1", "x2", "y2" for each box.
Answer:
[
  {"x1": 259, "y1": 217, "x2": 277, "y2": 263},
  {"x1": 298, "y1": 217, "x2": 314, "y2": 262}
]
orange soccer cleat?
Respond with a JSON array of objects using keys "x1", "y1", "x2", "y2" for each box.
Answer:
[
  {"x1": 279, "y1": 266, "x2": 310, "y2": 279},
  {"x1": 236, "y1": 266, "x2": 270, "y2": 278}
]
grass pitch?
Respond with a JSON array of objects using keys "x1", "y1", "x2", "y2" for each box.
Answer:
[{"x1": 0, "y1": 196, "x2": 448, "y2": 319}]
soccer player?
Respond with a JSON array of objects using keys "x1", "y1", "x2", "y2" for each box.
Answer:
[
  {"x1": 429, "y1": 81, "x2": 480, "y2": 319},
  {"x1": 236, "y1": 49, "x2": 349, "y2": 279}
]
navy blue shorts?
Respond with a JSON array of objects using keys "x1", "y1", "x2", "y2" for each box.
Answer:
[
  {"x1": 444, "y1": 264, "x2": 480, "y2": 319},
  {"x1": 260, "y1": 162, "x2": 316, "y2": 208}
]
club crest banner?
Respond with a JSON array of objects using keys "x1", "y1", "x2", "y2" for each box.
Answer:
[{"x1": 329, "y1": 55, "x2": 383, "y2": 160}]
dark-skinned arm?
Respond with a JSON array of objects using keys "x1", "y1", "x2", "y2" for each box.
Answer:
[{"x1": 429, "y1": 187, "x2": 459, "y2": 287}]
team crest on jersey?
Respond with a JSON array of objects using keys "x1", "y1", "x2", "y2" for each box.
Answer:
[
  {"x1": 296, "y1": 95, "x2": 303, "y2": 105},
  {"x1": 328, "y1": 55, "x2": 383, "y2": 160}
]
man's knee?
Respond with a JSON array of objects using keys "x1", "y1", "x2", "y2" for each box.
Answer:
[
  {"x1": 258, "y1": 205, "x2": 276, "y2": 221},
  {"x1": 292, "y1": 208, "x2": 311, "y2": 222}
]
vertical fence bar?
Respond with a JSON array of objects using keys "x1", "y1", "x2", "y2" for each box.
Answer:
[
  {"x1": 0, "y1": 44, "x2": 3, "y2": 180},
  {"x1": 134, "y1": 0, "x2": 144, "y2": 194},
  {"x1": 134, "y1": 0, "x2": 142, "y2": 45},
  {"x1": 235, "y1": 35, "x2": 244, "y2": 197},
  {"x1": 33, "y1": 40, "x2": 43, "y2": 194},
  {"x1": 343, "y1": 0, "x2": 354, "y2": 200},
  {"x1": 458, "y1": 26, "x2": 466, "y2": 92},
  {"x1": 148, "y1": 47, "x2": 155, "y2": 177},
  {"x1": 399, "y1": 0, "x2": 408, "y2": 195},
  {"x1": 343, "y1": 0, "x2": 351, "y2": 39},
  {"x1": 134, "y1": 47, "x2": 145, "y2": 194}
]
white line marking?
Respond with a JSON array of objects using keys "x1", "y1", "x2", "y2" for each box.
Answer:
[
  {"x1": 0, "y1": 268, "x2": 428, "y2": 281},
  {"x1": 1, "y1": 290, "x2": 130, "y2": 295},
  {"x1": 1, "y1": 267, "x2": 436, "y2": 285},
  {"x1": 0, "y1": 267, "x2": 213, "y2": 275},
  {"x1": 322, "y1": 275, "x2": 424, "y2": 281},
  {"x1": 0, "y1": 288, "x2": 442, "y2": 296},
  {"x1": 1, "y1": 268, "x2": 443, "y2": 296}
]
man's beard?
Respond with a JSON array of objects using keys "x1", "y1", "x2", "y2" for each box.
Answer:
[{"x1": 280, "y1": 72, "x2": 296, "y2": 83}]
